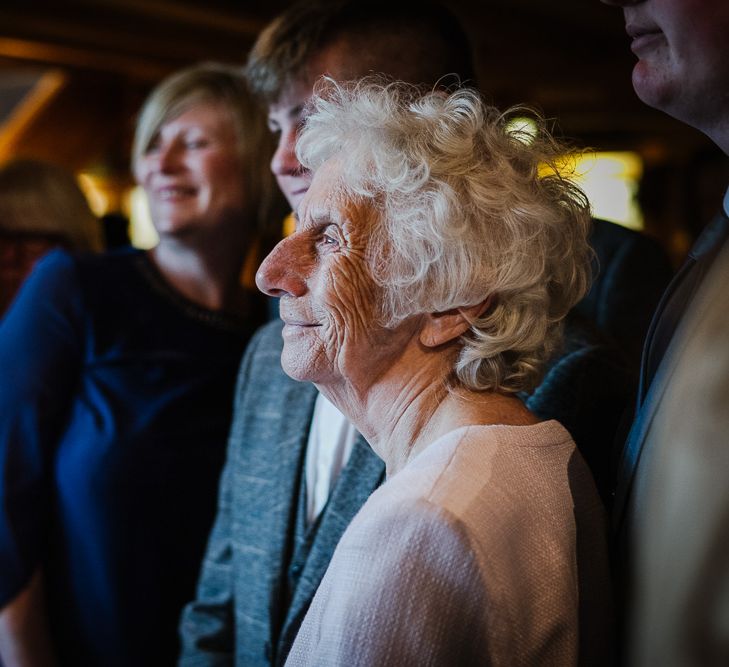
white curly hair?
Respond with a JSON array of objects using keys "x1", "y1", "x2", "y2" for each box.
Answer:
[{"x1": 297, "y1": 78, "x2": 593, "y2": 393}]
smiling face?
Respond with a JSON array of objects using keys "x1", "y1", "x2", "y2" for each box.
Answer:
[
  {"x1": 135, "y1": 101, "x2": 246, "y2": 240},
  {"x1": 603, "y1": 0, "x2": 729, "y2": 146},
  {"x1": 256, "y1": 158, "x2": 420, "y2": 392}
]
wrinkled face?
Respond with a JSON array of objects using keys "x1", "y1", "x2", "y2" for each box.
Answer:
[
  {"x1": 135, "y1": 102, "x2": 246, "y2": 239},
  {"x1": 603, "y1": 0, "x2": 729, "y2": 130},
  {"x1": 256, "y1": 159, "x2": 419, "y2": 390}
]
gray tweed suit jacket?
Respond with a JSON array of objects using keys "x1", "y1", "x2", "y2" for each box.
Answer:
[{"x1": 178, "y1": 319, "x2": 385, "y2": 667}]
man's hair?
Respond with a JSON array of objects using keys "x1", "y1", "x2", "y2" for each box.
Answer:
[
  {"x1": 298, "y1": 78, "x2": 593, "y2": 394},
  {"x1": 246, "y1": 0, "x2": 475, "y2": 103}
]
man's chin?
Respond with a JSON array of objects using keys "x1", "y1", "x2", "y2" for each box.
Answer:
[
  {"x1": 287, "y1": 196, "x2": 305, "y2": 212},
  {"x1": 283, "y1": 187, "x2": 310, "y2": 212},
  {"x1": 632, "y1": 60, "x2": 675, "y2": 115}
]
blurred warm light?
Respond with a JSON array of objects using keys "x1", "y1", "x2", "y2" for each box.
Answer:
[
  {"x1": 571, "y1": 152, "x2": 644, "y2": 230},
  {"x1": 0, "y1": 69, "x2": 66, "y2": 162},
  {"x1": 283, "y1": 211, "x2": 296, "y2": 237},
  {"x1": 505, "y1": 116, "x2": 539, "y2": 144},
  {"x1": 129, "y1": 186, "x2": 159, "y2": 249},
  {"x1": 77, "y1": 173, "x2": 110, "y2": 217},
  {"x1": 540, "y1": 151, "x2": 644, "y2": 231},
  {"x1": 78, "y1": 150, "x2": 643, "y2": 251}
]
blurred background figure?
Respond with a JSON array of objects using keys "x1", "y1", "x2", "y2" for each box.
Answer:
[
  {"x1": 0, "y1": 158, "x2": 104, "y2": 314},
  {"x1": 0, "y1": 62, "x2": 277, "y2": 666}
]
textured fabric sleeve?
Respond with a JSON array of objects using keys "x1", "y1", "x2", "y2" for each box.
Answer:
[
  {"x1": 0, "y1": 251, "x2": 83, "y2": 607},
  {"x1": 178, "y1": 327, "x2": 265, "y2": 666},
  {"x1": 284, "y1": 499, "x2": 489, "y2": 667}
]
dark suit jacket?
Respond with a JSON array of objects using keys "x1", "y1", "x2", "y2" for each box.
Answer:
[
  {"x1": 614, "y1": 212, "x2": 729, "y2": 541},
  {"x1": 576, "y1": 219, "x2": 673, "y2": 369},
  {"x1": 525, "y1": 311, "x2": 632, "y2": 505},
  {"x1": 611, "y1": 211, "x2": 729, "y2": 651},
  {"x1": 627, "y1": 241, "x2": 729, "y2": 665}
]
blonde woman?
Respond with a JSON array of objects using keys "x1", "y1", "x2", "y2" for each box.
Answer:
[{"x1": 0, "y1": 63, "x2": 276, "y2": 666}]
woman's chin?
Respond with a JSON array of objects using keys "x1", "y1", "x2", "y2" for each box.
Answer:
[
  {"x1": 280, "y1": 349, "x2": 328, "y2": 385},
  {"x1": 281, "y1": 360, "x2": 315, "y2": 383}
]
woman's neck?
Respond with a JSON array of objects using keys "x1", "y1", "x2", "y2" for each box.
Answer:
[
  {"x1": 319, "y1": 346, "x2": 539, "y2": 477},
  {"x1": 149, "y1": 235, "x2": 249, "y2": 313}
]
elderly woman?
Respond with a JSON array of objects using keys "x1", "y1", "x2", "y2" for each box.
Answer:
[
  {"x1": 0, "y1": 63, "x2": 276, "y2": 665},
  {"x1": 256, "y1": 80, "x2": 611, "y2": 666}
]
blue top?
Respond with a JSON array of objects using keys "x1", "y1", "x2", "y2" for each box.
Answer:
[{"x1": 0, "y1": 248, "x2": 261, "y2": 666}]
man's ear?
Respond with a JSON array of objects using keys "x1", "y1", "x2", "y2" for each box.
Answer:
[{"x1": 419, "y1": 296, "x2": 492, "y2": 348}]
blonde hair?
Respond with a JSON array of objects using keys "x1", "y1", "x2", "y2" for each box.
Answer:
[
  {"x1": 298, "y1": 78, "x2": 593, "y2": 393},
  {"x1": 0, "y1": 159, "x2": 102, "y2": 252},
  {"x1": 132, "y1": 62, "x2": 277, "y2": 234}
]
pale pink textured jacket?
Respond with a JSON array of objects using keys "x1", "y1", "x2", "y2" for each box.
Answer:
[{"x1": 285, "y1": 421, "x2": 612, "y2": 666}]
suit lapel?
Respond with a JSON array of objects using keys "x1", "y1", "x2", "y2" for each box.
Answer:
[
  {"x1": 278, "y1": 433, "x2": 385, "y2": 660},
  {"x1": 615, "y1": 213, "x2": 729, "y2": 536},
  {"x1": 613, "y1": 336, "x2": 683, "y2": 534},
  {"x1": 232, "y1": 355, "x2": 318, "y2": 662}
]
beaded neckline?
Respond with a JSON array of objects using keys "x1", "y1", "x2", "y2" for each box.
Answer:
[{"x1": 133, "y1": 250, "x2": 256, "y2": 333}]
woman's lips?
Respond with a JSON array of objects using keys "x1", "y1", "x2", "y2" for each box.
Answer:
[
  {"x1": 626, "y1": 25, "x2": 664, "y2": 55},
  {"x1": 156, "y1": 185, "x2": 196, "y2": 199},
  {"x1": 283, "y1": 321, "x2": 319, "y2": 327},
  {"x1": 281, "y1": 321, "x2": 321, "y2": 339}
]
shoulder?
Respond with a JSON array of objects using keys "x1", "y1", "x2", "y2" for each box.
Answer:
[
  {"x1": 233, "y1": 318, "x2": 285, "y2": 389},
  {"x1": 69, "y1": 246, "x2": 143, "y2": 288},
  {"x1": 2, "y1": 248, "x2": 86, "y2": 326},
  {"x1": 290, "y1": 495, "x2": 489, "y2": 666},
  {"x1": 331, "y1": 493, "x2": 482, "y2": 603},
  {"x1": 590, "y1": 218, "x2": 669, "y2": 263},
  {"x1": 351, "y1": 491, "x2": 472, "y2": 546},
  {"x1": 376, "y1": 423, "x2": 600, "y2": 558},
  {"x1": 245, "y1": 317, "x2": 284, "y2": 358},
  {"x1": 23, "y1": 247, "x2": 80, "y2": 287},
  {"x1": 26, "y1": 247, "x2": 145, "y2": 307},
  {"x1": 538, "y1": 313, "x2": 631, "y2": 389},
  {"x1": 228, "y1": 316, "x2": 313, "y2": 438}
]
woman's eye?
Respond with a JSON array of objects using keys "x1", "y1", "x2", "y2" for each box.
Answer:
[
  {"x1": 145, "y1": 138, "x2": 161, "y2": 154},
  {"x1": 319, "y1": 231, "x2": 340, "y2": 249},
  {"x1": 186, "y1": 138, "x2": 208, "y2": 149}
]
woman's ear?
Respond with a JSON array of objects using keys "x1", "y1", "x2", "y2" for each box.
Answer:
[{"x1": 419, "y1": 296, "x2": 492, "y2": 348}]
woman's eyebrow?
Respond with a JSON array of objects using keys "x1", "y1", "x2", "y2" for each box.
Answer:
[{"x1": 309, "y1": 205, "x2": 347, "y2": 228}]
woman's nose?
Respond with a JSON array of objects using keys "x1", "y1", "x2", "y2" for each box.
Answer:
[
  {"x1": 256, "y1": 236, "x2": 307, "y2": 298},
  {"x1": 270, "y1": 129, "x2": 301, "y2": 177},
  {"x1": 157, "y1": 142, "x2": 184, "y2": 173}
]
